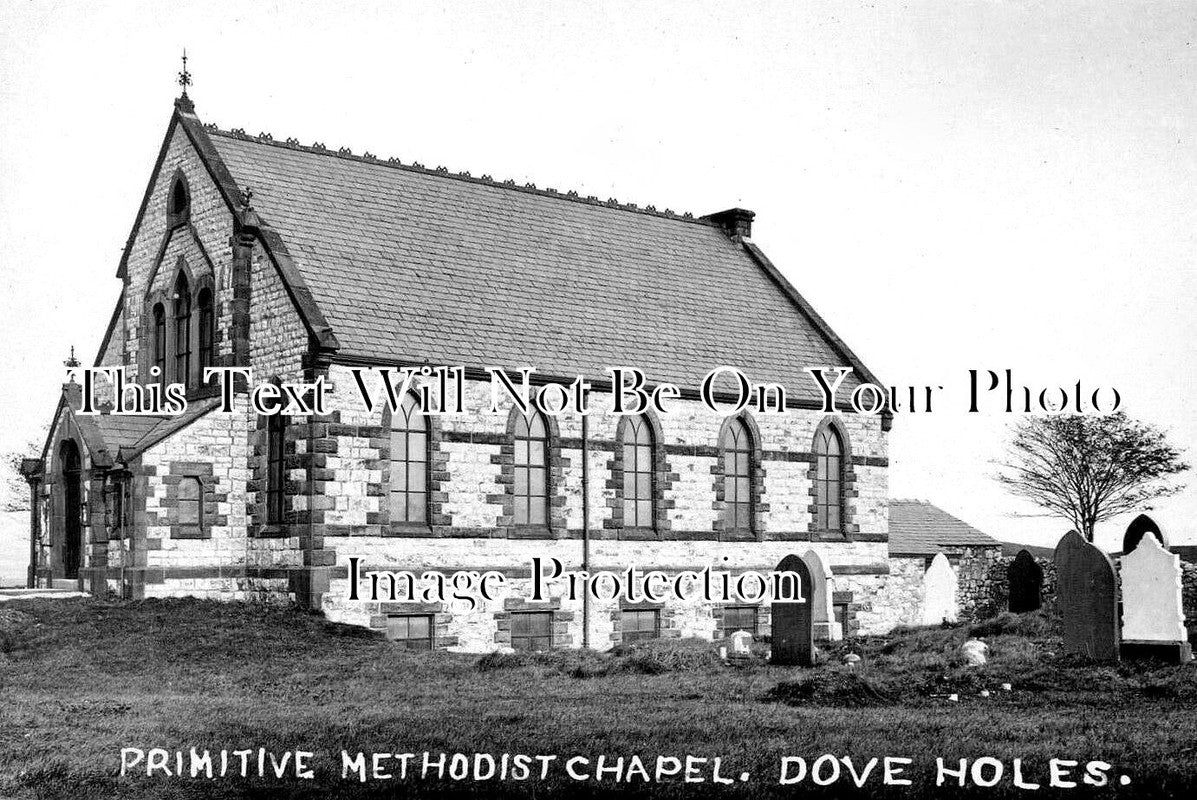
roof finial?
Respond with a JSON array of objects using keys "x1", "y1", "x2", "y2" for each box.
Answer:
[
  {"x1": 177, "y1": 49, "x2": 192, "y2": 97},
  {"x1": 63, "y1": 346, "x2": 80, "y2": 383}
]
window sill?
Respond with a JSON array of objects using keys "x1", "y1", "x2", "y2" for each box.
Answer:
[
  {"x1": 170, "y1": 526, "x2": 208, "y2": 540},
  {"x1": 386, "y1": 522, "x2": 434, "y2": 538},
  {"x1": 510, "y1": 526, "x2": 553, "y2": 539},
  {"x1": 809, "y1": 530, "x2": 849, "y2": 542},
  {"x1": 256, "y1": 524, "x2": 290, "y2": 539},
  {"x1": 616, "y1": 527, "x2": 659, "y2": 541}
]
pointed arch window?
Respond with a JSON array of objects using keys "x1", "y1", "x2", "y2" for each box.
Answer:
[
  {"x1": 814, "y1": 425, "x2": 844, "y2": 531},
  {"x1": 721, "y1": 417, "x2": 753, "y2": 532},
  {"x1": 152, "y1": 303, "x2": 166, "y2": 382},
  {"x1": 390, "y1": 394, "x2": 429, "y2": 525},
  {"x1": 173, "y1": 273, "x2": 191, "y2": 387},
  {"x1": 621, "y1": 416, "x2": 655, "y2": 529},
  {"x1": 513, "y1": 411, "x2": 549, "y2": 527},
  {"x1": 266, "y1": 413, "x2": 286, "y2": 525},
  {"x1": 197, "y1": 287, "x2": 214, "y2": 379},
  {"x1": 167, "y1": 172, "x2": 190, "y2": 227}
]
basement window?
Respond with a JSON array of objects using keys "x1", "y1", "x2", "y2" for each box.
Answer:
[
  {"x1": 510, "y1": 611, "x2": 553, "y2": 652},
  {"x1": 722, "y1": 605, "x2": 758, "y2": 637},
  {"x1": 622, "y1": 608, "x2": 660, "y2": 643},
  {"x1": 386, "y1": 615, "x2": 433, "y2": 651}
]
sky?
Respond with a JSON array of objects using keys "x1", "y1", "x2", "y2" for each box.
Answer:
[{"x1": 0, "y1": 0, "x2": 1194, "y2": 553}]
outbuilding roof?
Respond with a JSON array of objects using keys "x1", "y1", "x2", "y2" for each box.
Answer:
[{"x1": 888, "y1": 500, "x2": 1001, "y2": 557}]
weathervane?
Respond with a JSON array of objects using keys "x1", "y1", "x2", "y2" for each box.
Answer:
[
  {"x1": 64, "y1": 346, "x2": 80, "y2": 383},
  {"x1": 177, "y1": 49, "x2": 192, "y2": 96}
]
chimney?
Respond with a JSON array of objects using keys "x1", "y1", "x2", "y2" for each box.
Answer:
[{"x1": 702, "y1": 207, "x2": 755, "y2": 240}]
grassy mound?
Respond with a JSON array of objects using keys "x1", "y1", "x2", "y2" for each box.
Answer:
[
  {"x1": 3, "y1": 598, "x2": 1197, "y2": 799},
  {"x1": 478, "y1": 637, "x2": 727, "y2": 677},
  {"x1": 762, "y1": 671, "x2": 895, "y2": 707}
]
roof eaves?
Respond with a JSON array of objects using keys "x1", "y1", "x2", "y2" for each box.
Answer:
[{"x1": 739, "y1": 239, "x2": 889, "y2": 415}]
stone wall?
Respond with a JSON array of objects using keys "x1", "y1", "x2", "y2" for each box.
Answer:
[
  {"x1": 249, "y1": 249, "x2": 308, "y2": 383},
  {"x1": 973, "y1": 553, "x2": 1058, "y2": 620},
  {"x1": 942, "y1": 545, "x2": 1003, "y2": 620},
  {"x1": 305, "y1": 368, "x2": 895, "y2": 650},
  {"x1": 1182, "y1": 562, "x2": 1197, "y2": 633}
]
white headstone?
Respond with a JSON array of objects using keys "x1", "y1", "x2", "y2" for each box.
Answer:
[
  {"x1": 1121, "y1": 535, "x2": 1187, "y2": 643},
  {"x1": 729, "y1": 629, "x2": 753, "y2": 655},
  {"x1": 922, "y1": 553, "x2": 959, "y2": 625}
]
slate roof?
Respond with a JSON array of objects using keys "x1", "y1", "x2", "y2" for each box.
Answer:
[
  {"x1": 888, "y1": 500, "x2": 1001, "y2": 557},
  {"x1": 999, "y1": 541, "x2": 1056, "y2": 559},
  {"x1": 52, "y1": 397, "x2": 223, "y2": 465},
  {"x1": 203, "y1": 126, "x2": 873, "y2": 404}
]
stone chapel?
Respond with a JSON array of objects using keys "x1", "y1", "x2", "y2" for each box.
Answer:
[{"x1": 20, "y1": 92, "x2": 930, "y2": 651}]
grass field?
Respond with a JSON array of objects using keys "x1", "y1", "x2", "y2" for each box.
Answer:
[{"x1": 1, "y1": 599, "x2": 1195, "y2": 799}]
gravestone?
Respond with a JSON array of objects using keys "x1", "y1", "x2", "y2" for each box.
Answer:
[
  {"x1": 1007, "y1": 549, "x2": 1044, "y2": 613},
  {"x1": 960, "y1": 638, "x2": 989, "y2": 666},
  {"x1": 1120, "y1": 534, "x2": 1193, "y2": 663},
  {"x1": 921, "y1": 553, "x2": 959, "y2": 625},
  {"x1": 801, "y1": 549, "x2": 842, "y2": 641},
  {"x1": 771, "y1": 554, "x2": 814, "y2": 667},
  {"x1": 1122, "y1": 513, "x2": 1167, "y2": 556},
  {"x1": 1054, "y1": 530, "x2": 1120, "y2": 661},
  {"x1": 729, "y1": 629, "x2": 753, "y2": 655}
]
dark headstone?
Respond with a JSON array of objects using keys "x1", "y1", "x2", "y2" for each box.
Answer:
[
  {"x1": 772, "y1": 554, "x2": 814, "y2": 667},
  {"x1": 1054, "y1": 530, "x2": 1120, "y2": 661},
  {"x1": 1007, "y1": 549, "x2": 1044, "y2": 613},
  {"x1": 1122, "y1": 514, "x2": 1167, "y2": 556}
]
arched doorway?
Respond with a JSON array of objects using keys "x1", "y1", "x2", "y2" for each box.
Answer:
[
  {"x1": 60, "y1": 440, "x2": 82, "y2": 580},
  {"x1": 772, "y1": 554, "x2": 814, "y2": 666}
]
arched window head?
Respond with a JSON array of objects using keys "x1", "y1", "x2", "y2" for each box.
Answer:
[
  {"x1": 390, "y1": 394, "x2": 429, "y2": 525},
  {"x1": 152, "y1": 303, "x2": 166, "y2": 383},
  {"x1": 173, "y1": 273, "x2": 191, "y2": 387},
  {"x1": 720, "y1": 416, "x2": 753, "y2": 532},
  {"x1": 168, "y1": 173, "x2": 190, "y2": 225},
  {"x1": 178, "y1": 476, "x2": 203, "y2": 528},
  {"x1": 197, "y1": 288, "x2": 214, "y2": 376},
  {"x1": 814, "y1": 425, "x2": 844, "y2": 531},
  {"x1": 621, "y1": 416, "x2": 655, "y2": 529},
  {"x1": 60, "y1": 439, "x2": 81, "y2": 474},
  {"x1": 512, "y1": 411, "x2": 549, "y2": 527}
]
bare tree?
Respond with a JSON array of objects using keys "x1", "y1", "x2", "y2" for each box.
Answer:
[
  {"x1": 996, "y1": 412, "x2": 1188, "y2": 542},
  {"x1": 2, "y1": 430, "x2": 47, "y2": 512}
]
